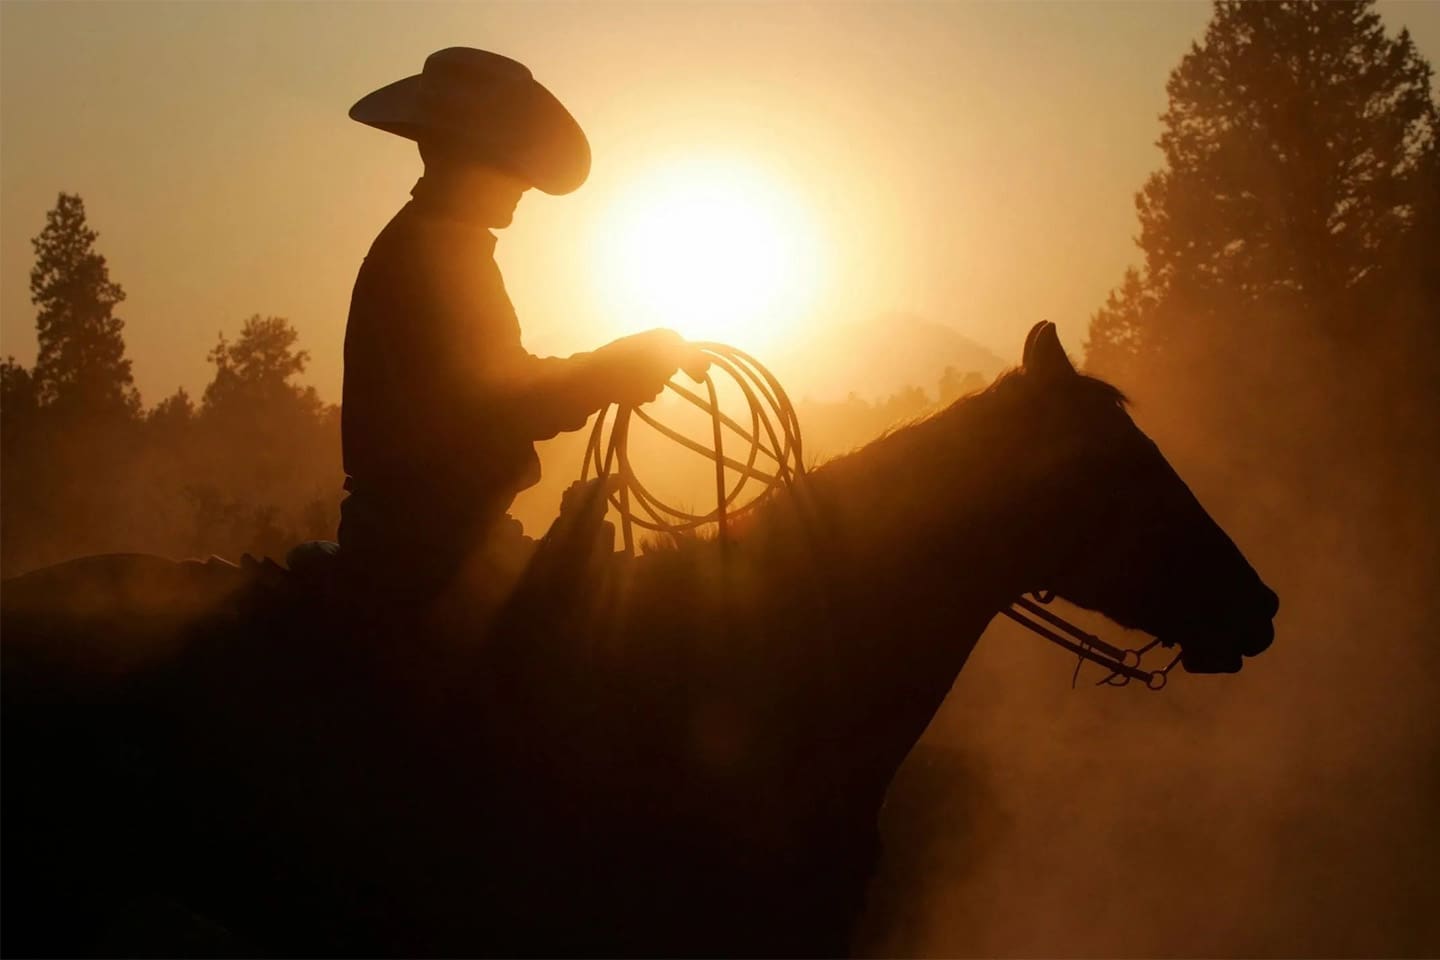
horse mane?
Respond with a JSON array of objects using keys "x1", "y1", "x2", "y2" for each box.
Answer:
[
  {"x1": 979, "y1": 367, "x2": 1129, "y2": 411},
  {"x1": 799, "y1": 366, "x2": 1127, "y2": 520},
  {"x1": 629, "y1": 366, "x2": 1131, "y2": 571},
  {"x1": 836, "y1": 366, "x2": 1127, "y2": 459}
]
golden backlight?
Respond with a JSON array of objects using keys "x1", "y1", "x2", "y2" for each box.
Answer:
[{"x1": 594, "y1": 157, "x2": 827, "y2": 351}]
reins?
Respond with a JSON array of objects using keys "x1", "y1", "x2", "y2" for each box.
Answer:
[
  {"x1": 580, "y1": 342, "x2": 1177, "y2": 690},
  {"x1": 1001, "y1": 593, "x2": 1181, "y2": 689}
]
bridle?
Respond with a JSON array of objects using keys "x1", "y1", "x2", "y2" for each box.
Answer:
[
  {"x1": 580, "y1": 342, "x2": 1180, "y2": 690},
  {"x1": 1001, "y1": 592, "x2": 1182, "y2": 690}
]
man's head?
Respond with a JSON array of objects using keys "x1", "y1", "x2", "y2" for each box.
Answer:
[
  {"x1": 419, "y1": 138, "x2": 530, "y2": 228},
  {"x1": 351, "y1": 48, "x2": 590, "y2": 198}
]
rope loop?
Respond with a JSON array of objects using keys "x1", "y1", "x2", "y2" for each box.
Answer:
[{"x1": 581, "y1": 342, "x2": 806, "y2": 554}]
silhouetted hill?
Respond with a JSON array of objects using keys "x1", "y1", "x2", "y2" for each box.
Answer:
[{"x1": 773, "y1": 313, "x2": 1007, "y2": 401}]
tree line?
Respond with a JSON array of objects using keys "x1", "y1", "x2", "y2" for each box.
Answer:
[
  {"x1": 0, "y1": 196, "x2": 982, "y2": 575},
  {"x1": 1083, "y1": 0, "x2": 1439, "y2": 544},
  {"x1": 0, "y1": 194, "x2": 341, "y2": 573},
  {"x1": 3, "y1": 0, "x2": 1435, "y2": 582}
]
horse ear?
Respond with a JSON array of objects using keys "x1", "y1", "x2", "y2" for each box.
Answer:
[
  {"x1": 1021, "y1": 321, "x2": 1046, "y2": 368},
  {"x1": 1024, "y1": 321, "x2": 1076, "y2": 379}
]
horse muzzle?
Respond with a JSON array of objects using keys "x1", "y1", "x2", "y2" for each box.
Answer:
[{"x1": 1177, "y1": 588, "x2": 1278, "y2": 673}]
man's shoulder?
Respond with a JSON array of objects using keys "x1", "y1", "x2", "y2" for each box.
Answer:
[
  {"x1": 364, "y1": 202, "x2": 425, "y2": 259},
  {"x1": 364, "y1": 202, "x2": 497, "y2": 268}
]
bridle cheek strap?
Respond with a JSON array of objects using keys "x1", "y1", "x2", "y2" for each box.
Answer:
[{"x1": 1002, "y1": 593, "x2": 1182, "y2": 690}]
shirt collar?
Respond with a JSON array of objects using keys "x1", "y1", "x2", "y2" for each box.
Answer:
[{"x1": 408, "y1": 176, "x2": 509, "y2": 239}]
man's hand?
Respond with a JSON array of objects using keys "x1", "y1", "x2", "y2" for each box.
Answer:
[{"x1": 596, "y1": 329, "x2": 710, "y2": 406}]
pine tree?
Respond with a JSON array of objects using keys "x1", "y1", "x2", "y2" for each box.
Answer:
[
  {"x1": 202, "y1": 314, "x2": 320, "y2": 419},
  {"x1": 29, "y1": 193, "x2": 140, "y2": 417},
  {"x1": 147, "y1": 387, "x2": 196, "y2": 434},
  {"x1": 0, "y1": 357, "x2": 40, "y2": 446},
  {"x1": 195, "y1": 315, "x2": 335, "y2": 543},
  {"x1": 1085, "y1": 0, "x2": 1438, "y2": 377}
]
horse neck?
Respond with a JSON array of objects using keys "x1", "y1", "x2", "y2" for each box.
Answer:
[
  {"x1": 799, "y1": 387, "x2": 1048, "y2": 612},
  {"x1": 752, "y1": 387, "x2": 1058, "y2": 778}
]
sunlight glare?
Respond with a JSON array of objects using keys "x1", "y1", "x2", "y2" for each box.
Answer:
[{"x1": 595, "y1": 158, "x2": 826, "y2": 351}]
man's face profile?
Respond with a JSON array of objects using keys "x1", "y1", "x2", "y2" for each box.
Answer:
[
  {"x1": 419, "y1": 139, "x2": 531, "y2": 228},
  {"x1": 459, "y1": 165, "x2": 529, "y2": 228}
]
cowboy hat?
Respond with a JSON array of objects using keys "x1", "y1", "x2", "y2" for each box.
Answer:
[{"x1": 350, "y1": 47, "x2": 590, "y2": 196}]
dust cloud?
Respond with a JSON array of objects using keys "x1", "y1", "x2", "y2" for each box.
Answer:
[{"x1": 854, "y1": 316, "x2": 1440, "y2": 957}]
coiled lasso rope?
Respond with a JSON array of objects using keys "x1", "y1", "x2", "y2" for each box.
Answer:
[{"x1": 580, "y1": 342, "x2": 805, "y2": 555}]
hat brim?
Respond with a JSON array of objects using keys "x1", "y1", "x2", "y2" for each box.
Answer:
[{"x1": 349, "y1": 74, "x2": 590, "y2": 196}]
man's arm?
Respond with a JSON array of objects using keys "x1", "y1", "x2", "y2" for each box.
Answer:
[
  {"x1": 490, "y1": 330, "x2": 707, "y2": 440},
  {"x1": 413, "y1": 230, "x2": 705, "y2": 442}
]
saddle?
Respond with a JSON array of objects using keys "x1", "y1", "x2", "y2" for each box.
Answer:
[{"x1": 279, "y1": 477, "x2": 620, "y2": 623}]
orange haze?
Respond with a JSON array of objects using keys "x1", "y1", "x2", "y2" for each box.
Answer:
[{"x1": 5, "y1": 1, "x2": 1435, "y2": 404}]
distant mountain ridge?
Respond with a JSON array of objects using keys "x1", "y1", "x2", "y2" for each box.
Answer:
[{"x1": 773, "y1": 312, "x2": 1009, "y2": 402}]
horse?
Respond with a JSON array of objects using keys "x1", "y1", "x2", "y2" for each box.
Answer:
[{"x1": 0, "y1": 322, "x2": 1277, "y2": 957}]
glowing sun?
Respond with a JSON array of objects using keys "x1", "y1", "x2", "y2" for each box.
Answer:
[{"x1": 595, "y1": 157, "x2": 826, "y2": 350}]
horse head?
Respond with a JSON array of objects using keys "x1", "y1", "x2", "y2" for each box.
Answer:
[{"x1": 1007, "y1": 321, "x2": 1278, "y2": 674}]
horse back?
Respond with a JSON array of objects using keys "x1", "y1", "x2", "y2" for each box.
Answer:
[{"x1": 2, "y1": 553, "x2": 253, "y2": 702}]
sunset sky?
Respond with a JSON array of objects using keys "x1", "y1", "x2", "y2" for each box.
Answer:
[{"x1": 3, "y1": 1, "x2": 1437, "y2": 404}]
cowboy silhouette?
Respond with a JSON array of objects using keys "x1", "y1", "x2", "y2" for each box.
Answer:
[{"x1": 339, "y1": 48, "x2": 705, "y2": 595}]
